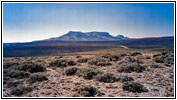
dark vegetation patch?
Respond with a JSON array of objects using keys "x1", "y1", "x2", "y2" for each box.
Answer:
[
  {"x1": 76, "y1": 68, "x2": 102, "y2": 80},
  {"x1": 11, "y1": 86, "x2": 33, "y2": 96},
  {"x1": 153, "y1": 52, "x2": 174, "y2": 66},
  {"x1": 119, "y1": 75, "x2": 134, "y2": 82},
  {"x1": 122, "y1": 82, "x2": 148, "y2": 93},
  {"x1": 88, "y1": 57, "x2": 112, "y2": 66},
  {"x1": 130, "y1": 52, "x2": 142, "y2": 56},
  {"x1": 96, "y1": 73, "x2": 118, "y2": 83},
  {"x1": 29, "y1": 73, "x2": 48, "y2": 83},
  {"x1": 77, "y1": 86, "x2": 104, "y2": 97},
  {"x1": 101, "y1": 54, "x2": 120, "y2": 62},
  {"x1": 49, "y1": 59, "x2": 76, "y2": 67},
  {"x1": 8, "y1": 70, "x2": 29, "y2": 79},
  {"x1": 19, "y1": 61, "x2": 46, "y2": 73},
  {"x1": 117, "y1": 62, "x2": 145, "y2": 73},
  {"x1": 77, "y1": 58, "x2": 89, "y2": 63},
  {"x1": 65, "y1": 67, "x2": 79, "y2": 76},
  {"x1": 3, "y1": 62, "x2": 20, "y2": 69},
  {"x1": 7, "y1": 81, "x2": 22, "y2": 88}
]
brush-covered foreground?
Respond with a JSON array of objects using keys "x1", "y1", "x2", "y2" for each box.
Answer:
[{"x1": 3, "y1": 49, "x2": 174, "y2": 97}]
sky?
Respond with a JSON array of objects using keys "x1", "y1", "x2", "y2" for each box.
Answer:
[{"x1": 3, "y1": 3, "x2": 174, "y2": 43}]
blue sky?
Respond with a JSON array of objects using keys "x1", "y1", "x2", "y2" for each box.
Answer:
[{"x1": 3, "y1": 3, "x2": 174, "y2": 42}]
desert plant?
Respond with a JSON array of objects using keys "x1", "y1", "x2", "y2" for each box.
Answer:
[
  {"x1": 3, "y1": 62, "x2": 19, "y2": 69},
  {"x1": 7, "y1": 81, "x2": 22, "y2": 88},
  {"x1": 65, "y1": 67, "x2": 78, "y2": 76},
  {"x1": 77, "y1": 58, "x2": 89, "y2": 63},
  {"x1": 96, "y1": 73, "x2": 118, "y2": 83},
  {"x1": 78, "y1": 86, "x2": 99, "y2": 97},
  {"x1": 154, "y1": 55, "x2": 165, "y2": 63},
  {"x1": 29, "y1": 73, "x2": 48, "y2": 83},
  {"x1": 119, "y1": 75, "x2": 134, "y2": 82},
  {"x1": 88, "y1": 57, "x2": 111, "y2": 66},
  {"x1": 130, "y1": 52, "x2": 142, "y2": 56},
  {"x1": 19, "y1": 62, "x2": 46, "y2": 73},
  {"x1": 9, "y1": 70, "x2": 29, "y2": 79},
  {"x1": 49, "y1": 59, "x2": 76, "y2": 67},
  {"x1": 11, "y1": 86, "x2": 33, "y2": 96},
  {"x1": 117, "y1": 62, "x2": 145, "y2": 73},
  {"x1": 3, "y1": 75, "x2": 10, "y2": 84},
  {"x1": 122, "y1": 82, "x2": 148, "y2": 93},
  {"x1": 164, "y1": 57, "x2": 174, "y2": 66},
  {"x1": 76, "y1": 68, "x2": 102, "y2": 80},
  {"x1": 101, "y1": 54, "x2": 120, "y2": 62},
  {"x1": 151, "y1": 63, "x2": 160, "y2": 68}
]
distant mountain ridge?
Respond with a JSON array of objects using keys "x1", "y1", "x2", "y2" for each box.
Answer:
[{"x1": 50, "y1": 31, "x2": 128, "y2": 41}]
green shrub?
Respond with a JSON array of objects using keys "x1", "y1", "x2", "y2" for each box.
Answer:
[
  {"x1": 29, "y1": 73, "x2": 48, "y2": 83},
  {"x1": 49, "y1": 59, "x2": 76, "y2": 67},
  {"x1": 88, "y1": 57, "x2": 111, "y2": 66},
  {"x1": 65, "y1": 67, "x2": 78, "y2": 76},
  {"x1": 151, "y1": 63, "x2": 159, "y2": 68},
  {"x1": 3, "y1": 75, "x2": 10, "y2": 84},
  {"x1": 7, "y1": 81, "x2": 21, "y2": 88},
  {"x1": 3, "y1": 62, "x2": 19, "y2": 69},
  {"x1": 77, "y1": 58, "x2": 88, "y2": 63},
  {"x1": 130, "y1": 52, "x2": 142, "y2": 56},
  {"x1": 9, "y1": 70, "x2": 29, "y2": 79},
  {"x1": 11, "y1": 86, "x2": 33, "y2": 96},
  {"x1": 164, "y1": 57, "x2": 174, "y2": 66},
  {"x1": 96, "y1": 73, "x2": 118, "y2": 83},
  {"x1": 76, "y1": 68, "x2": 102, "y2": 80},
  {"x1": 117, "y1": 62, "x2": 145, "y2": 73},
  {"x1": 78, "y1": 86, "x2": 99, "y2": 97},
  {"x1": 20, "y1": 62, "x2": 46, "y2": 73},
  {"x1": 101, "y1": 54, "x2": 120, "y2": 62},
  {"x1": 154, "y1": 56, "x2": 165, "y2": 63},
  {"x1": 119, "y1": 75, "x2": 134, "y2": 82},
  {"x1": 122, "y1": 82, "x2": 148, "y2": 93}
]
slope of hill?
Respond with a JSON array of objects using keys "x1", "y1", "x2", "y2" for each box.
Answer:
[{"x1": 49, "y1": 31, "x2": 128, "y2": 41}]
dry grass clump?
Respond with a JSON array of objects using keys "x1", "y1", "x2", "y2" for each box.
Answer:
[
  {"x1": 11, "y1": 86, "x2": 33, "y2": 96},
  {"x1": 29, "y1": 73, "x2": 48, "y2": 83},
  {"x1": 88, "y1": 57, "x2": 112, "y2": 66},
  {"x1": 49, "y1": 59, "x2": 76, "y2": 67},
  {"x1": 122, "y1": 81, "x2": 148, "y2": 93}
]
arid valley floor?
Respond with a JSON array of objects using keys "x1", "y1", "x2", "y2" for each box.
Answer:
[{"x1": 3, "y1": 47, "x2": 174, "y2": 97}]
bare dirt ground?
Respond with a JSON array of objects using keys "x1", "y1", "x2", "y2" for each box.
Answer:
[{"x1": 3, "y1": 48, "x2": 174, "y2": 97}]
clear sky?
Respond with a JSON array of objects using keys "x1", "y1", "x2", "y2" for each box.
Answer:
[{"x1": 3, "y1": 3, "x2": 174, "y2": 43}]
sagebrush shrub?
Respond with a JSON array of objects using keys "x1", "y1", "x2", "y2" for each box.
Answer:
[
  {"x1": 29, "y1": 73, "x2": 48, "y2": 83},
  {"x1": 96, "y1": 73, "x2": 118, "y2": 83},
  {"x1": 78, "y1": 86, "x2": 99, "y2": 97},
  {"x1": 88, "y1": 57, "x2": 111, "y2": 66},
  {"x1": 65, "y1": 67, "x2": 78, "y2": 76},
  {"x1": 11, "y1": 86, "x2": 33, "y2": 96},
  {"x1": 122, "y1": 82, "x2": 148, "y2": 93},
  {"x1": 19, "y1": 61, "x2": 45, "y2": 73},
  {"x1": 76, "y1": 68, "x2": 102, "y2": 80}
]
